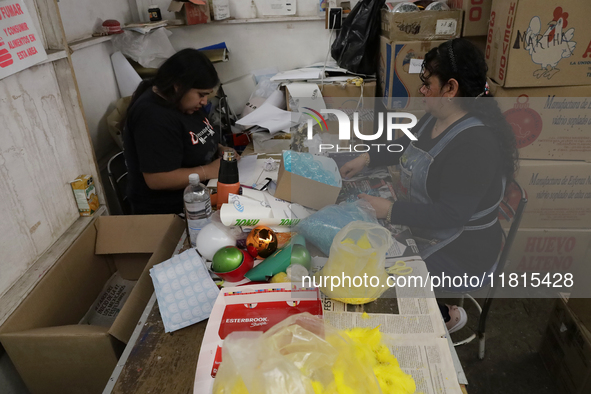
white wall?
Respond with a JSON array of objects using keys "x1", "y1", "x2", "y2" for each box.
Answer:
[
  {"x1": 71, "y1": 42, "x2": 122, "y2": 162},
  {"x1": 58, "y1": 0, "x2": 133, "y2": 163},
  {"x1": 0, "y1": 63, "x2": 93, "y2": 298},
  {"x1": 58, "y1": 0, "x2": 133, "y2": 42},
  {"x1": 168, "y1": 21, "x2": 334, "y2": 83}
]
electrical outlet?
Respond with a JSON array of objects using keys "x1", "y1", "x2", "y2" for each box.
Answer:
[{"x1": 328, "y1": 7, "x2": 342, "y2": 30}]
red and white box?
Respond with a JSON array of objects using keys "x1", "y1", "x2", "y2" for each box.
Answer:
[{"x1": 194, "y1": 283, "x2": 323, "y2": 393}]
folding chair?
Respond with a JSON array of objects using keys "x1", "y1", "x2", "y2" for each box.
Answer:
[
  {"x1": 107, "y1": 151, "x2": 131, "y2": 215},
  {"x1": 451, "y1": 181, "x2": 528, "y2": 359}
]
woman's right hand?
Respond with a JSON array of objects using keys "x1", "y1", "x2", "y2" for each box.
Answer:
[{"x1": 339, "y1": 154, "x2": 367, "y2": 180}]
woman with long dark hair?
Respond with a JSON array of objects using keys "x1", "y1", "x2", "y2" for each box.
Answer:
[
  {"x1": 124, "y1": 49, "x2": 234, "y2": 215},
  {"x1": 339, "y1": 38, "x2": 518, "y2": 332}
]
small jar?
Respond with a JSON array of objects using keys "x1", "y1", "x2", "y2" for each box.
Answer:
[{"x1": 148, "y1": 5, "x2": 162, "y2": 22}]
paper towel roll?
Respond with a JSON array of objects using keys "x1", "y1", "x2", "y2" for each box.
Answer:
[
  {"x1": 264, "y1": 89, "x2": 286, "y2": 110},
  {"x1": 220, "y1": 198, "x2": 273, "y2": 227}
]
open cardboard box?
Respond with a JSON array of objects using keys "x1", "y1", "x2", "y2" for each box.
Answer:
[
  {"x1": 274, "y1": 153, "x2": 342, "y2": 211},
  {"x1": 0, "y1": 215, "x2": 185, "y2": 394}
]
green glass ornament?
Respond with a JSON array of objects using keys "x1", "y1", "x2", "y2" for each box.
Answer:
[
  {"x1": 212, "y1": 246, "x2": 244, "y2": 273},
  {"x1": 290, "y1": 244, "x2": 311, "y2": 270}
]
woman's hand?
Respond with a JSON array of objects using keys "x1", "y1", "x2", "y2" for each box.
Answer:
[
  {"x1": 358, "y1": 194, "x2": 394, "y2": 220},
  {"x1": 339, "y1": 154, "x2": 367, "y2": 179}
]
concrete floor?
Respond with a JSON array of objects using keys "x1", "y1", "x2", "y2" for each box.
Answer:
[{"x1": 447, "y1": 298, "x2": 558, "y2": 394}]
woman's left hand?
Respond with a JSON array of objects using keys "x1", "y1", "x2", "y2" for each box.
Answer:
[{"x1": 358, "y1": 194, "x2": 394, "y2": 220}]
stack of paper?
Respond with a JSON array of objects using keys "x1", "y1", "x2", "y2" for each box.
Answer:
[{"x1": 124, "y1": 21, "x2": 168, "y2": 34}]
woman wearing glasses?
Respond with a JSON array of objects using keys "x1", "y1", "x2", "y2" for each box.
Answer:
[{"x1": 339, "y1": 38, "x2": 518, "y2": 332}]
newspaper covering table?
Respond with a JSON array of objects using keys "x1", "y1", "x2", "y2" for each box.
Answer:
[{"x1": 322, "y1": 261, "x2": 462, "y2": 394}]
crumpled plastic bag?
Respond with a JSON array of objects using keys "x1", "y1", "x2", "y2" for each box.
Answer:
[
  {"x1": 295, "y1": 200, "x2": 378, "y2": 256},
  {"x1": 315, "y1": 221, "x2": 393, "y2": 303},
  {"x1": 212, "y1": 313, "x2": 416, "y2": 394},
  {"x1": 111, "y1": 28, "x2": 176, "y2": 69}
]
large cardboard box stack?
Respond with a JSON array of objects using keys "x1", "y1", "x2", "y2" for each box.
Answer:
[
  {"x1": 483, "y1": 2, "x2": 591, "y2": 296},
  {"x1": 0, "y1": 215, "x2": 185, "y2": 394},
  {"x1": 378, "y1": 5, "x2": 464, "y2": 109}
]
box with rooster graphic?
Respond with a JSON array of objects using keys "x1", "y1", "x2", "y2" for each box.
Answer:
[{"x1": 486, "y1": 0, "x2": 591, "y2": 87}]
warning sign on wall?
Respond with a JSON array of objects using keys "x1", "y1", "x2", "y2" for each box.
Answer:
[{"x1": 0, "y1": 0, "x2": 47, "y2": 80}]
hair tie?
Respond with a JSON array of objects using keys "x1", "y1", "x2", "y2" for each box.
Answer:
[{"x1": 484, "y1": 82, "x2": 490, "y2": 95}]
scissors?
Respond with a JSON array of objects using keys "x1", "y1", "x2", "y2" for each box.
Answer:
[{"x1": 386, "y1": 260, "x2": 413, "y2": 275}]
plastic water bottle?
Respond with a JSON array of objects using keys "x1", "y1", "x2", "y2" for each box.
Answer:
[{"x1": 184, "y1": 173, "x2": 212, "y2": 247}]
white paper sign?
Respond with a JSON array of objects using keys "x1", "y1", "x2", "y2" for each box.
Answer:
[
  {"x1": 435, "y1": 19, "x2": 457, "y2": 36},
  {"x1": 409, "y1": 58, "x2": 424, "y2": 74},
  {"x1": 0, "y1": 0, "x2": 47, "y2": 80},
  {"x1": 256, "y1": 0, "x2": 297, "y2": 16}
]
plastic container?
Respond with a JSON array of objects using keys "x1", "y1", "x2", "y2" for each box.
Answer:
[
  {"x1": 148, "y1": 5, "x2": 162, "y2": 21},
  {"x1": 216, "y1": 150, "x2": 240, "y2": 209},
  {"x1": 184, "y1": 173, "x2": 212, "y2": 247}
]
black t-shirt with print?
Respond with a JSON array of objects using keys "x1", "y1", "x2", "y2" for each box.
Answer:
[{"x1": 123, "y1": 89, "x2": 219, "y2": 214}]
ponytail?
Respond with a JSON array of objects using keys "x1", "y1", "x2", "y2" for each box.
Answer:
[{"x1": 128, "y1": 79, "x2": 154, "y2": 112}]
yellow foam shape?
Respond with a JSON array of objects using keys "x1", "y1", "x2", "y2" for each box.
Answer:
[
  {"x1": 341, "y1": 238, "x2": 355, "y2": 245},
  {"x1": 270, "y1": 272, "x2": 289, "y2": 283},
  {"x1": 356, "y1": 234, "x2": 372, "y2": 249}
]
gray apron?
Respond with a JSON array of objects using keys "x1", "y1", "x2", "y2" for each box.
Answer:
[{"x1": 394, "y1": 115, "x2": 505, "y2": 259}]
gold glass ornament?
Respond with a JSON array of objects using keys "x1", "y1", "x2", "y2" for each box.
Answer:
[{"x1": 246, "y1": 226, "x2": 278, "y2": 258}]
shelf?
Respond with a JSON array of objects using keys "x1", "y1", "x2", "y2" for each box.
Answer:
[
  {"x1": 167, "y1": 15, "x2": 324, "y2": 28},
  {"x1": 38, "y1": 49, "x2": 68, "y2": 65},
  {"x1": 68, "y1": 35, "x2": 113, "y2": 52}
]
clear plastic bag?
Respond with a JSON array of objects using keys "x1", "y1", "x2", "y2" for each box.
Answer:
[
  {"x1": 212, "y1": 313, "x2": 416, "y2": 394},
  {"x1": 294, "y1": 200, "x2": 378, "y2": 256},
  {"x1": 315, "y1": 221, "x2": 392, "y2": 303}
]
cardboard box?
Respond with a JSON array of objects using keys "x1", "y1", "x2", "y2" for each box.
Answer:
[
  {"x1": 285, "y1": 81, "x2": 377, "y2": 111},
  {"x1": 70, "y1": 175, "x2": 100, "y2": 217},
  {"x1": 194, "y1": 283, "x2": 322, "y2": 393},
  {"x1": 502, "y1": 228, "x2": 591, "y2": 275},
  {"x1": 448, "y1": 0, "x2": 492, "y2": 36},
  {"x1": 274, "y1": 154, "x2": 342, "y2": 210},
  {"x1": 168, "y1": 0, "x2": 210, "y2": 25},
  {"x1": 540, "y1": 298, "x2": 591, "y2": 394},
  {"x1": 0, "y1": 215, "x2": 185, "y2": 394},
  {"x1": 465, "y1": 35, "x2": 487, "y2": 55},
  {"x1": 486, "y1": 0, "x2": 591, "y2": 87},
  {"x1": 514, "y1": 160, "x2": 591, "y2": 229},
  {"x1": 379, "y1": 37, "x2": 445, "y2": 109},
  {"x1": 380, "y1": 9, "x2": 463, "y2": 41},
  {"x1": 489, "y1": 82, "x2": 591, "y2": 161},
  {"x1": 284, "y1": 81, "x2": 377, "y2": 139}
]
